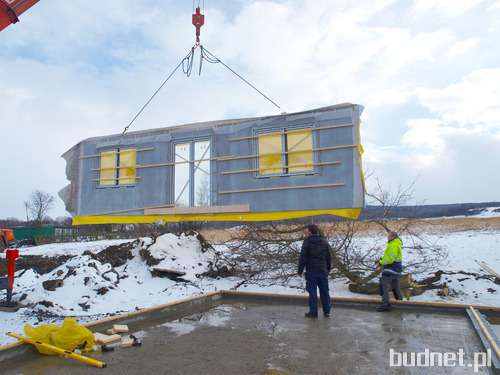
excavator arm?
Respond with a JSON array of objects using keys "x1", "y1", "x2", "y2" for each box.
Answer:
[{"x1": 0, "y1": 0, "x2": 39, "y2": 32}]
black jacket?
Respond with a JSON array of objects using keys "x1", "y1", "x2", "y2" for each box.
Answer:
[{"x1": 298, "y1": 234, "x2": 332, "y2": 274}]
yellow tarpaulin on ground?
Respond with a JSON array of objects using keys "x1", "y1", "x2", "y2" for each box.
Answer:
[{"x1": 24, "y1": 317, "x2": 96, "y2": 355}]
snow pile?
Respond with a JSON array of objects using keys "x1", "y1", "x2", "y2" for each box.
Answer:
[{"x1": 147, "y1": 233, "x2": 213, "y2": 281}]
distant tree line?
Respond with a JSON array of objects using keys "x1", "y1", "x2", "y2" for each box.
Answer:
[{"x1": 359, "y1": 201, "x2": 500, "y2": 220}]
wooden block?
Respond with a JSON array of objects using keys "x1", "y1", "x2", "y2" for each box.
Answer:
[
  {"x1": 120, "y1": 338, "x2": 134, "y2": 348},
  {"x1": 105, "y1": 328, "x2": 117, "y2": 335},
  {"x1": 113, "y1": 324, "x2": 129, "y2": 333},
  {"x1": 94, "y1": 332, "x2": 121, "y2": 345}
]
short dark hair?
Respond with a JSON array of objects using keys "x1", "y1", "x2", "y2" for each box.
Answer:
[{"x1": 308, "y1": 224, "x2": 319, "y2": 234}]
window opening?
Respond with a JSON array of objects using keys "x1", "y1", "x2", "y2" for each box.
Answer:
[
  {"x1": 257, "y1": 128, "x2": 313, "y2": 176},
  {"x1": 98, "y1": 148, "x2": 136, "y2": 187},
  {"x1": 194, "y1": 140, "x2": 211, "y2": 206},
  {"x1": 286, "y1": 130, "x2": 314, "y2": 173},
  {"x1": 174, "y1": 140, "x2": 211, "y2": 207}
]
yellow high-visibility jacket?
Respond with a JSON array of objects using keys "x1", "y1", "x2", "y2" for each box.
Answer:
[{"x1": 379, "y1": 238, "x2": 403, "y2": 275}]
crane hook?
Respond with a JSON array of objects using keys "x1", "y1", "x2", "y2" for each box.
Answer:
[{"x1": 192, "y1": 7, "x2": 204, "y2": 44}]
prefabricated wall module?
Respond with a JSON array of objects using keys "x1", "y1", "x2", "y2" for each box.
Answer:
[{"x1": 58, "y1": 103, "x2": 365, "y2": 225}]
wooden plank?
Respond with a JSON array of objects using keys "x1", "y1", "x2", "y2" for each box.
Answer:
[
  {"x1": 113, "y1": 324, "x2": 129, "y2": 333},
  {"x1": 93, "y1": 332, "x2": 121, "y2": 345},
  {"x1": 477, "y1": 261, "x2": 500, "y2": 278},
  {"x1": 92, "y1": 176, "x2": 141, "y2": 182},
  {"x1": 145, "y1": 204, "x2": 251, "y2": 216},
  {"x1": 91, "y1": 165, "x2": 141, "y2": 171},
  {"x1": 218, "y1": 144, "x2": 358, "y2": 162},
  {"x1": 220, "y1": 161, "x2": 341, "y2": 175},
  {"x1": 120, "y1": 338, "x2": 135, "y2": 348},
  {"x1": 80, "y1": 291, "x2": 222, "y2": 330},
  {"x1": 219, "y1": 183, "x2": 345, "y2": 195},
  {"x1": 86, "y1": 204, "x2": 177, "y2": 216},
  {"x1": 134, "y1": 156, "x2": 222, "y2": 170},
  {"x1": 469, "y1": 306, "x2": 500, "y2": 359},
  {"x1": 6, "y1": 332, "x2": 106, "y2": 368},
  {"x1": 228, "y1": 123, "x2": 354, "y2": 142},
  {"x1": 79, "y1": 148, "x2": 154, "y2": 159}
]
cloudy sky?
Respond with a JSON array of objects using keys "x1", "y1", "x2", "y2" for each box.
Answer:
[{"x1": 1, "y1": 0, "x2": 499, "y2": 220}]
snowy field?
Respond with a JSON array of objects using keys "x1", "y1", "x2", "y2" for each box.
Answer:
[{"x1": 0, "y1": 211, "x2": 499, "y2": 347}]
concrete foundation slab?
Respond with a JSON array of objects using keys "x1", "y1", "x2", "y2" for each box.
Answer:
[{"x1": 0, "y1": 292, "x2": 498, "y2": 374}]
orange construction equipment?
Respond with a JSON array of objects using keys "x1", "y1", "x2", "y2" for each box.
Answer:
[
  {"x1": 0, "y1": 0, "x2": 40, "y2": 32},
  {"x1": 0, "y1": 229, "x2": 14, "y2": 252}
]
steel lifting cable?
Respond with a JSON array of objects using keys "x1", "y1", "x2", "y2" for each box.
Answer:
[
  {"x1": 122, "y1": 3, "x2": 284, "y2": 134},
  {"x1": 182, "y1": 47, "x2": 196, "y2": 77},
  {"x1": 122, "y1": 47, "x2": 198, "y2": 134},
  {"x1": 199, "y1": 46, "x2": 284, "y2": 113}
]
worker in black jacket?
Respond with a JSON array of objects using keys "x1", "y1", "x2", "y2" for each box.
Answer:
[{"x1": 298, "y1": 224, "x2": 332, "y2": 318}]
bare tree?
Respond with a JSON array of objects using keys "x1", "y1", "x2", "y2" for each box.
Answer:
[
  {"x1": 333, "y1": 177, "x2": 448, "y2": 295},
  {"x1": 211, "y1": 175, "x2": 448, "y2": 296},
  {"x1": 25, "y1": 189, "x2": 56, "y2": 244},
  {"x1": 212, "y1": 220, "x2": 307, "y2": 289}
]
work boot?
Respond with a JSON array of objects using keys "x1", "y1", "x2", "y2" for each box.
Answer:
[
  {"x1": 305, "y1": 312, "x2": 318, "y2": 318},
  {"x1": 376, "y1": 303, "x2": 392, "y2": 312}
]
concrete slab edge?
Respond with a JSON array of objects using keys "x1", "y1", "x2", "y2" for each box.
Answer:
[
  {"x1": 466, "y1": 309, "x2": 500, "y2": 374},
  {"x1": 221, "y1": 290, "x2": 500, "y2": 314}
]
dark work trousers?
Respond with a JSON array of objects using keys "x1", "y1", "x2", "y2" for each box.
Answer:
[
  {"x1": 379, "y1": 273, "x2": 403, "y2": 303},
  {"x1": 305, "y1": 271, "x2": 331, "y2": 315}
]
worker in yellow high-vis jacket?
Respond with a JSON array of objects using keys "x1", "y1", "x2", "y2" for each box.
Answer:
[{"x1": 375, "y1": 231, "x2": 403, "y2": 312}]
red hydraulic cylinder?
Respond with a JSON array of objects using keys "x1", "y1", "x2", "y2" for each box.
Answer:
[{"x1": 5, "y1": 249, "x2": 19, "y2": 302}]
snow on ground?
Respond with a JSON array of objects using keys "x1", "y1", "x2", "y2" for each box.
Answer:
[
  {"x1": 1, "y1": 224, "x2": 499, "y2": 347},
  {"x1": 467, "y1": 207, "x2": 500, "y2": 218}
]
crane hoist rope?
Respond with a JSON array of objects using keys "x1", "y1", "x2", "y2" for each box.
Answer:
[{"x1": 123, "y1": 5, "x2": 284, "y2": 134}]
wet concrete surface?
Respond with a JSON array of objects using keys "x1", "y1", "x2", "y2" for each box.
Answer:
[{"x1": 0, "y1": 300, "x2": 496, "y2": 375}]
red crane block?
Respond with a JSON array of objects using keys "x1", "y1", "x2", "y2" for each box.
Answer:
[{"x1": 192, "y1": 7, "x2": 204, "y2": 43}]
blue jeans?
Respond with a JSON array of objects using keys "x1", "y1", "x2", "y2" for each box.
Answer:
[{"x1": 305, "y1": 271, "x2": 331, "y2": 315}]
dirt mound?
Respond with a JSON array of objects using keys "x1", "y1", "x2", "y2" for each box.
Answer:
[
  {"x1": 0, "y1": 255, "x2": 73, "y2": 276},
  {"x1": 0, "y1": 241, "x2": 139, "y2": 276},
  {"x1": 1, "y1": 235, "x2": 211, "y2": 277},
  {"x1": 83, "y1": 240, "x2": 138, "y2": 267}
]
